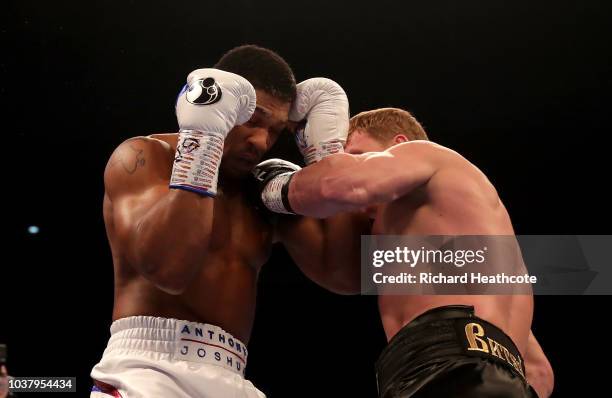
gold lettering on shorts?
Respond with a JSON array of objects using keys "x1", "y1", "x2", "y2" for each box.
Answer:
[
  {"x1": 487, "y1": 338, "x2": 502, "y2": 359},
  {"x1": 464, "y1": 322, "x2": 525, "y2": 378},
  {"x1": 486, "y1": 338, "x2": 525, "y2": 378},
  {"x1": 515, "y1": 354, "x2": 525, "y2": 377},
  {"x1": 501, "y1": 345, "x2": 511, "y2": 363},
  {"x1": 465, "y1": 323, "x2": 489, "y2": 353}
]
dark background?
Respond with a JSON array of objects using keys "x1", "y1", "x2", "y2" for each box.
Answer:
[{"x1": 3, "y1": 1, "x2": 611, "y2": 396}]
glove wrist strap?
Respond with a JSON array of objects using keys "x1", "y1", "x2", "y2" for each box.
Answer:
[
  {"x1": 169, "y1": 130, "x2": 224, "y2": 197},
  {"x1": 261, "y1": 172, "x2": 295, "y2": 214}
]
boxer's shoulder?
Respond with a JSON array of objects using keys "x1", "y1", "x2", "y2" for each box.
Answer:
[
  {"x1": 390, "y1": 141, "x2": 481, "y2": 183},
  {"x1": 104, "y1": 135, "x2": 175, "y2": 197},
  {"x1": 107, "y1": 135, "x2": 173, "y2": 166},
  {"x1": 424, "y1": 153, "x2": 501, "y2": 213},
  {"x1": 147, "y1": 133, "x2": 179, "y2": 151},
  {"x1": 390, "y1": 140, "x2": 460, "y2": 163},
  {"x1": 386, "y1": 140, "x2": 458, "y2": 177}
]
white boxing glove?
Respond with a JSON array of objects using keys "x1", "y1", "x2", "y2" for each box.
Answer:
[
  {"x1": 289, "y1": 78, "x2": 349, "y2": 164},
  {"x1": 170, "y1": 68, "x2": 256, "y2": 196}
]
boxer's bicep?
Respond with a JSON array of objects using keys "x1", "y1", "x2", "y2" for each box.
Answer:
[
  {"x1": 105, "y1": 136, "x2": 171, "y2": 243},
  {"x1": 105, "y1": 139, "x2": 170, "y2": 274},
  {"x1": 110, "y1": 185, "x2": 169, "y2": 257},
  {"x1": 276, "y1": 216, "x2": 326, "y2": 273},
  {"x1": 276, "y1": 213, "x2": 366, "y2": 294},
  {"x1": 104, "y1": 137, "x2": 171, "y2": 242},
  {"x1": 290, "y1": 145, "x2": 440, "y2": 217},
  {"x1": 360, "y1": 142, "x2": 439, "y2": 202},
  {"x1": 316, "y1": 212, "x2": 370, "y2": 294},
  {"x1": 320, "y1": 148, "x2": 435, "y2": 211}
]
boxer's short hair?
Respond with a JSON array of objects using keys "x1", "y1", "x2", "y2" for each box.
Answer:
[
  {"x1": 349, "y1": 108, "x2": 429, "y2": 142},
  {"x1": 215, "y1": 45, "x2": 296, "y2": 103}
]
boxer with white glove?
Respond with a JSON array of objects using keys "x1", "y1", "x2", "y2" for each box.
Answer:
[
  {"x1": 248, "y1": 79, "x2": 371, "y2": 297},
  {"x1": 94, "y1": 45, "x2": 298, "y2": 398},
  {"x1": 171, "y1": 68, "x2": 256, "y2": 196},
  {"x1": 290, "y1": 78, "x2": 350, "y2": 164},
  {"x1": 253, "y1": 78, "x2": 350, "y2": 214}
]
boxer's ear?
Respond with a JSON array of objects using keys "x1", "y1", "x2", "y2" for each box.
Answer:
[{"x1": 393, "y1": 134, "x2": 409, "y2": 144}]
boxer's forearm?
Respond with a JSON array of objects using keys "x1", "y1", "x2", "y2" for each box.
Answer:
[
  {"x1": 131, "y1": 189, "x2": 214, "y2": 295},
  {"x1": 289, "y1": 148, "x2": 433, "y2": 218},
  {"x1": 288, "y1": 153, "x2": 360, "y2": 217}
]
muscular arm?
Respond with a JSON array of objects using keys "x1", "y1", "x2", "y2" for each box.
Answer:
[
  {"x1": 275, "y1": 212, "x2": 371, "y2": 294},
  {"x1": 105, "y1": 137, "x2": 213, "y2": 295},
  {"x1": 288, "y1": 141, "x2": 444, "y2": 218},
  {"x1": 274, "y1": 142, "x2": 444, "y2": 291},
  {"x1": 524, "y1": 330, "x2": 554, "y2": 398}
]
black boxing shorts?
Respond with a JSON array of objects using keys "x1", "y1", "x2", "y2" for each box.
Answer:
[{"x1": 375, "y1": 305, "x2": 538, "y2": 397}]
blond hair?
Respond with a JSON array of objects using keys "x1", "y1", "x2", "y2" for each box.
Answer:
[{"x1": 349, "y1": 107, "x2": 428, "y2": 143}]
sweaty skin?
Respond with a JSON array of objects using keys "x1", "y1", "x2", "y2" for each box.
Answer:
[
  {"x1": 103, "y1": 90, "x2": 289, "y2": 343},
  {"x1": 290, "y1": 133, "x2": 531, "y2": 347},
  {"x1": 287, "y1": 130, "x2": 553, "y2": 397}
]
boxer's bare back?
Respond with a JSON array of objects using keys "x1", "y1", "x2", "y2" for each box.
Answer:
[{"x1": 342, "y1": 133, "x2": 533, "y2": 352}]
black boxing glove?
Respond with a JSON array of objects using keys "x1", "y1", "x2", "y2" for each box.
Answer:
[{"x1": 251, "y1": 159, "x2": 302, "y2": 214}]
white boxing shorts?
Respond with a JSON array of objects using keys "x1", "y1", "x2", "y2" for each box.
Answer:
[{"x1": 90, "y1": 316, "x2": 265, "y2": 398}]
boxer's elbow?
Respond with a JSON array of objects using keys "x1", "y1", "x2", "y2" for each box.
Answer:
[
  {"x1": 326, "y1": 277, "x2": 362, "y2": 295},
  {"x1": 131, "y1": 212, "x2": 212, "y2": 294},
  {"x1": 139, "y1": 253, "x2": 199, "y2": 295},
  {"x1": 306, "y1": 268, "x2": 361, "y2": 295},
  {"x1": 148, "y1": 267, "x2": 192, "y2": 295},
  {"x1": 134, "y1": 236, "x2": 205, "y2": 295},
  {"x1": 319, "y1": 258, "x2": 363, "y2": 295}
]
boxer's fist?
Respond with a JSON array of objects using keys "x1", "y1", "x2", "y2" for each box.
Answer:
[
  {"x1": 289, "y1": 78, "x2": 349, "y2": 164},
  {"x1": 170, "y1": 69, "x2": 255, "y2": 196},
  {"x1": 252, "y1": 159, "x2": 302, "y2": 214},
  {"x1": 176, "y1": 68, "x2": 256, "y2": 137}
]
